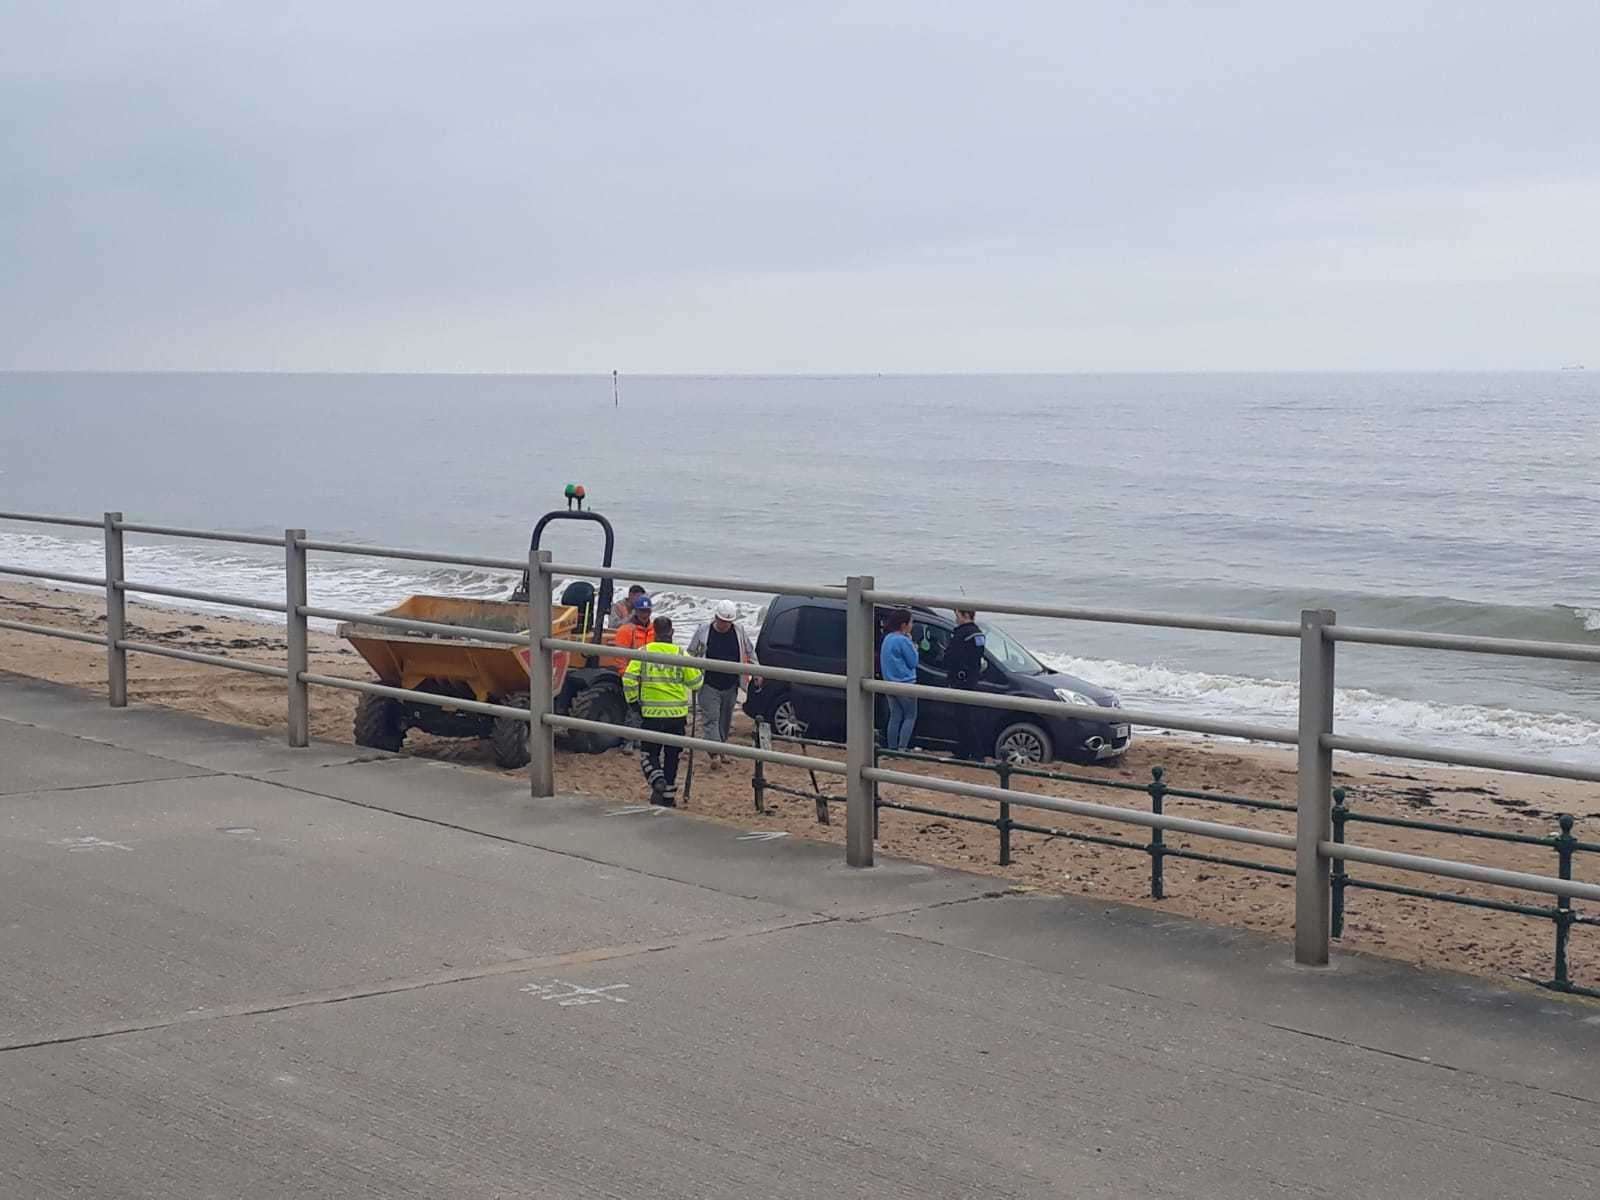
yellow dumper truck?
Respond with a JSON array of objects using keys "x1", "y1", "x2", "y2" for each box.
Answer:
[{"x1": 340, "y1": 489, "x2": 631, "y2": 765}]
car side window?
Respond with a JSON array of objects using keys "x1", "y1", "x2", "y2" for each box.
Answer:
[
  {"x1": 762, "y1": 606, "x2": 800, "y2": 651},
  {"x1": 795, "y1": 606, "x2": 847, "y2": 657},
  {"x1": 911, "y1": 621, "x2": 951, "y2": 670}
]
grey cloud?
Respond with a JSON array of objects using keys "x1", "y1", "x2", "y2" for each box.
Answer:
[{"x1": 2, "y1": 2, "x2": 1597, "y2": 369}]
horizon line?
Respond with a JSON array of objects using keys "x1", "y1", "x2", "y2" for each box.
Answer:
[{"x1": 0, "y1": 366, "x2": 1587, "y2": 378}]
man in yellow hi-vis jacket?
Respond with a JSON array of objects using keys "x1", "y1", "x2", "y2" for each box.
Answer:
[{"x1": 621, "y1": 615, "x2": 704, "y2": 807}]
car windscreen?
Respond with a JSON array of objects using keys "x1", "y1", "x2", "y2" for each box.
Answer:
[{"x1": 980, "y1": 621, "x2": 1048, "y2": 675}]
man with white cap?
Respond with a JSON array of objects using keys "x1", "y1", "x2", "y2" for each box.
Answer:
[{"x1": 687, "y1": 600, "x2": 760, "y2": 765}]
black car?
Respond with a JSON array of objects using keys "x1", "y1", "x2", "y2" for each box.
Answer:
[{"x1": 743, "y1": 595, "x2": 1130, "y2": 764}]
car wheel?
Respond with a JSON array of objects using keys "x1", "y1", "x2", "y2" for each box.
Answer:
[
  {"x1": 995, "y1": 721, "x2": 1052, "y2": 765},
  {"x1": 772, "y1": 695, "x2": 809, "y2": 740}
]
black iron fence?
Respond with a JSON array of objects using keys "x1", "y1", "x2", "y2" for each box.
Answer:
[{"x1": 750, "y1": 726, "x2": 1596, "y2": 998}]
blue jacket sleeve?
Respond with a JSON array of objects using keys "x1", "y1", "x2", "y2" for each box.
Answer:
[{"x1": 881, "y1": 633, "x2": 919, "y2": 682}]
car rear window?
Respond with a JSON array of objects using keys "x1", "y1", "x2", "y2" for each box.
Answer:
[{"x1": 762, "y1": 606, "x2": 800, "y2": 650}]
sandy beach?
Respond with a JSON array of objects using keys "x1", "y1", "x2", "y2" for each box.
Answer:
[{"x1": 4, "y1": 579, "x2": 1595, "y2": 993}]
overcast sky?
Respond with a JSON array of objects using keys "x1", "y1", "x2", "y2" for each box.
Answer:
[{"x1": 2, "y1": 2, "x2": 1596, "y2": 372}]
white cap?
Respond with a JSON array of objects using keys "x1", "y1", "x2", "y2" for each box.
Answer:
[{"x1": 714, "y1": 600, "x2": 738, "y2": 621}]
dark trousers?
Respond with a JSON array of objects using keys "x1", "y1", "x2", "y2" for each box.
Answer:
[
  {"x1": 640, "y1": 715, "x2": 686, "y2": 803},
  {"x1": 954, "y1": 684, "x2": 985, "y2": 760}
]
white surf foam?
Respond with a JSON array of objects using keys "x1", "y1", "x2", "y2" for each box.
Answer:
[{"x1": 1037, "y1": 652, "x2": 1600, "y2": 761}]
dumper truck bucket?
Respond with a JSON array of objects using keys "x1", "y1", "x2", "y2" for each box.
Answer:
[{"x1": 338, "y1": 596, "x2": 582, "y2": 702}]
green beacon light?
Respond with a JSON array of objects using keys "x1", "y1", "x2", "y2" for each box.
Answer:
[{"x1": 564, "y1": 482, "x2": 586, "y2": 510}]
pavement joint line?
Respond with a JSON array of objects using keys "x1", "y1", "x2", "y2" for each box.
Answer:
[
  {"x1": 873, "y1": 915, "x2": 1600, "y2": 1113},
  {"x1": 0, "y1": 914, "x2": 836, "y2": 1057},
  {"x1": 245, "y1": 769, "x2": 793, "y2": 908},
  {"x1": 837, "y1": 887, "x2": 1020, "y2": 923},
  {"x1": 253, "y1": 751, "x2": 405, "y2": 775},
  {"x1": 0, "y1": 770, "x2": 227, "y2": 799}
]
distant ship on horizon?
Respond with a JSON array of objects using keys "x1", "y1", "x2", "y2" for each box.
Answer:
[{"x1": 1560, "y1": 363, "x2": 1585, "y2": 370}]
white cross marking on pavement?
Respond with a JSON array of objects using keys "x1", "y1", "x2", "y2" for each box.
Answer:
[
  {"x1": 521, "y1": 979, "x2": 631, "y2": 1007},
  {"x1": 51, "y1": 836, "x2": 134, "y2": 852}
]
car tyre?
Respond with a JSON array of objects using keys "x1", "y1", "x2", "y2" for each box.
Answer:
[
  {"x1": 994, "y1": 721, "x2": 1052, "y2": 765},
  {"x1": 770, "y1": 689, "x2": 809, "y2": 740}
]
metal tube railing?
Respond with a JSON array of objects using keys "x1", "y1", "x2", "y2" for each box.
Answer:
[
  {"x1": 861, "y1": 588, "x2": 1303, "y2": 638},
  {"x1": 542, "y1": 561, "x2": 847, "y2": 599},
  {"x1": 543, "y1": 637, "x2": 846, "y2": 689},
  {"x1": 297, "y1": 539, "x2": 526, "y2": 572},
  {"x1": 1321, "y1": 840, "x2": 1600, "y2": 905},
  {"x1": 301, "y1": 673, "x2": 530, "y2": 722},
  {"x1": 1327, "y1": 623, "x2": 1600, "y2": 664},
  {"x1": 3, "y1": 506, "x2": 1598, "y2": 990},
  {"x1": 309, "y1": 605, "x2": 531, "y2": 647},
  {"x1": 117, "y1": 639, "x2": 288, "y2": 678},
  {"x1": 864, "y1": 678, "x2": 1300, "y2": 744},
  {"x1": 1323, "y1": 733, "x2": 1600, "y2": 786},
  {"x1": 864, "y1": 766, "x2": 1297, "y2": 851},
  {"x1": 119, "y1": 579, "x2": 288, "y2": 614},
  {"x1": 0, "y1": 564, "x2": 107, "y2": 587},
  {"x1": 113, "y1": 520, "x2": 285, "y2": 548},
  {"x1": 0, "y1": 617, "x2": 104, "y2": 645},
  {"x1": 0, "y1": 510, "x2": 104, "y2": 530}
]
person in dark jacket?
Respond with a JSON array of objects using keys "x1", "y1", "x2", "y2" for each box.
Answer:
[{"x1": 946, "y1": 608, "x2": 987, "y2": 760}]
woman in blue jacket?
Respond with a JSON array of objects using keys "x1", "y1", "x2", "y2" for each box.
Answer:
[{"x1": 879, "y1": 608, "x2": 920, "y2": 750}]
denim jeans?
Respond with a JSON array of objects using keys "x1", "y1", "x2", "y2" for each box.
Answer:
[{"x1": 887, "y1": 695, "x2": 918, "y2": 750}]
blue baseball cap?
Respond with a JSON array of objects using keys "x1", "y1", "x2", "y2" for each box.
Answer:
[{"x1": 632, "y1": 595, "x2": 654, "y2": 611}]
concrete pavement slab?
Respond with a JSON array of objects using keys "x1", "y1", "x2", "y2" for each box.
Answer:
[
  {"x1": 873, "y1": 889, "x2": 1600, "y2": 1102},
  {"x1": 0, "y1": 768, "x2": 796, "y2": 1046},
  {"x1": 2, "y1": 917, "x2": 1593, "y2": 1199},
  {"x1": 0, "y1": 670, "x2": 379, "y2": 773},
  {"x1": 0, "y1": 721, "x2": 210, "y2": 795},
  {"x1": 4, "y1": 673, "x2": 1598, "y2": 1198},
  {"x1": 267, "y1": 755, "x2": 1002, "y2": 919}
]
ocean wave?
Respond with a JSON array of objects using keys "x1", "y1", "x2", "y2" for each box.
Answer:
[
  {"x1": 1036, "y1": 653, "x2": 1600, "y2": 757},
  {"x1": 1555, "y1": 604, "x2": 1600, "y2": 634}
]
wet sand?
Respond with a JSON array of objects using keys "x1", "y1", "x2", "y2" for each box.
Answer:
[{"x1": 4, "y1": 580, "x2": 1596, "y2": 993}]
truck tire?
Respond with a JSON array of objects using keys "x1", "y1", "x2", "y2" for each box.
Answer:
[
  {"x1": 569, "y1": 682, "x2": 628, "y2": 754},
  {"x1": 353, "y1": 693, "x2": 405, "y2": 753},
  {"x1": 491, "y1": 697, "x2": 531, "y2": 769}
]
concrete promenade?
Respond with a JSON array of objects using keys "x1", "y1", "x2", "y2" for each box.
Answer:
[{"x1": 1, "y1": 671, "x2": 1596, "y2": 1197}]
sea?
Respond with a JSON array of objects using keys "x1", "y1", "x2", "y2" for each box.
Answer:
[{"x1": 2, "y1": 371, "x2": 1597, "y2": 766}]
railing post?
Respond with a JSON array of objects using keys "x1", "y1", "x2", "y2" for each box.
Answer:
[
  {"x1": 285, "y1": 529, "x2": 309, "y2": 747},
  {"x1": 845, "y1": 574, "x2": 875, "y2": 867},
  {"x1": 870, "y1": 741, "x2": 880, "y2": 839},
  {"x1": 103, "y1": 512, "x2": 127, "y2": 707},
  {"x1": 1295, "y1": 608, "x2": 1336, "y2": 966},
  {"x1": 528, "y1": 549, "x2": 555, "y2": 798},
  {"x1": 1148, "y1": 766, "x2": 1166, "y2": 900},
  {"x1": 1552, "y1": 814, "x2": 1576, "y2": 991},
  {"x1": 997, "y1": 761, "x2": 1013, "y2": 866},
  {"x1": 1331, "y1": 787, "x2": 1348, "y2": 938},
  {"x1": 752, "y1": 727, "x2": 766, "y2": 813}
]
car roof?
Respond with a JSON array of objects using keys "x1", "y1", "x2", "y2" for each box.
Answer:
[{"x1": 764, "y1": 595, "x2": 945, "y2": 621}]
